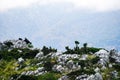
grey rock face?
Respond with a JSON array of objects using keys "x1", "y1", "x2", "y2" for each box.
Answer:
[
  {"x1": 94, "y1": 67, "x2": 100, "y2": 73},
  {"x1": 88, "y1": 73, "x2": 103, "y2": 80},
  {"x1": 75, "y1": 74, "x2": 88, "y2": 80},
  {"x1": 21, "y1": 67, "x2": 45, "y2": 76},
  {"x1": 52, "y1": 65, "x2": 64, "y2": 73},
  {"x1": 111, "y1": 70, "x2": 118, "y2": 78},
  {"x1": 110, "y1": 49, "x2": 120, "y2": 63},
  {"x1": 75, "y1": 73, "x2": 103, "y2": 80},
  {"x1": 51, "y1": 53, "x2": 81, "y2": 73},
  {"x1": 58, "y1": 75, "x2": 69, "y2": 80},
  {"x1": 37, "y1": 67, "x2": 44, "y2": 72},
  {"x1": 95, "y1": 49, "x2": 109, "y2": 66},
  {"x1": 13, "y1": 40, "x2": 27, "y2": 48},
  {"x1": 35, "y1": 52, "x2": 44, "y2": 59},
  {"x1": 94, "y1": 73, "x2": 103, "y2": 80},
  {"x1": 17, "y1": 49, "x2": 22, "y2": 53},
  {"x1": 18, "y1": 57, "x2": 24, "y2": 64},
  {"x1": 80, "y1": 54, "x2": 88, "y2": 60},
  {"x1": 51, "y1": 52, "x2": 62, "y2": 58},
  {"x1": 66, "y1": 60, "x2": 74, "y2": 69},
  {"x1": 57, "y1": 54, "x2": 79, "y2": 63},
  {"x1": 2, "y1": 39, "x2": 31, "y2": 49}
]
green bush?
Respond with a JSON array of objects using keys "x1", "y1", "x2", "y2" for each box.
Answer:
[
  {"x1": 0, "y1": 49, "x2": 20, "y2": 60},
  {"x1": 67, "y1": 68, "x2": 95, "y2": 80},
  {"x1": 37, "y1": 73, "x2": 58, "y2": 80},
  {"x1": 23, "y1": 49, "x2": 39, "y2": 59},
  {"x1": 64, "y1": 43, "x2": 100, "y2": 54},
  {"x1": 109, "y1": 57, "x2": 116, "y2": 63},
  {"x1": 4, "y1": 41, "x2": 13, "y2": 47},
  {"x1": 90, "y1": 56, "x2": 100, "y2": 64},
  {"x1": 41, "y1": 46, "x2": 57, "y2": 55},
  {"x1": 113, "y1": 64, "x2": 120, "y2": 71},
  {"x1": 78, "y1": 60, "x2": 87, "y2": 68},
  {"x1": 17, "y1": 75, "x2": 37, "y2": 80},
  {"x1": 0, "y1": 48, "x2": 39, "y2": 60},
  {"x1": 87, "y1": 47, "x2": 101, "y2": 53}
]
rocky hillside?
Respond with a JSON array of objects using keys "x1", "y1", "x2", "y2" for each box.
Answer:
[{"x1": 0, "y1": 38, "x2": 120, "y2": 80}]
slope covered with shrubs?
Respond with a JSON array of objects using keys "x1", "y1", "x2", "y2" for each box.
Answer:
[{"x1": 0, "y1": 38, "x2": 120, "y2": 80}]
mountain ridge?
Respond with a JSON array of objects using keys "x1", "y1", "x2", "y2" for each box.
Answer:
[{"x1": 0, "y1": 38, "x2": 120, "y2": 80}]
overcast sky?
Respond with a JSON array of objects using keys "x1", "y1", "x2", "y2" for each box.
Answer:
[{"x1": 0, "y1": 0, "x2": 120, "y2": 51}]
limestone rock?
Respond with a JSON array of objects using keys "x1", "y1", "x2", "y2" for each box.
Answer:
[
  {"x1": 58, "y1": 75, "x2": 69, "y2": 80},
  {"x1": 52, "y1": 65, "x2": 64, "y2": 73},
  {"x1": 95, "y1": 49, "x2": 109, "y2": 66},
  {"x1": 35, "y1": 52, "x2": 44, "y2": 59},
  {"x1": 18, "y1": 57, "x2": 24, "y2": 64}
]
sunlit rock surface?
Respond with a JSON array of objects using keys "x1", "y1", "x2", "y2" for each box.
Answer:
[{"x1": 95, "y1": 49, "x2": 109, "y2": 66}]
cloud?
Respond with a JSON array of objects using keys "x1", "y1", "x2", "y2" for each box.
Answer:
[
  {"x1": 70, "y1": 0, "x2": 120, "y2": 12},
  {"x1": 0, "y1": 3, "x2": 120, "y2": 50},
  {"x1": 0, "y1": 0, "x2": 120, "y2": 12},
  {"x1": 0, "y1": 0, "x2": 39, "y2": 12}
]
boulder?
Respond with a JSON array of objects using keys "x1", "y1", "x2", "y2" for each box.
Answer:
[
  {"x1": 94, "y1": 67, "x2": 100, "y2": 73},
  {"x1": 37, "y1": 67, "x2": 44, "y2": 72},
  {"x1": 111, "y1": 70, "x2": 118, "y2": 78},
  {"x1": 94, "y1": 72, "x2": 103, "y2": 80},
  {"x1": 75, "y1": 74, "x2": 88, "y2": 80},
  {"x1": 18, "y1": 57, "x2": 24, "y2": 64},
  {"x1": 95, "y1": 49, "x2": 109, "y2": 58},
  {"x1": 35, "y1": 52, "x2": 44, "y2": 59},
  {"x1": 95, "y1": 49, "x2": 109, "y2": 66},
  {"x1": 88, "y1": 72, "x2": 103, "y2": 80},
  {"x1": 109, "y1": 64, "x2": 112, "y2": 68},
  {"x1": 18, "y1": 49, "x2": 22, "y2": 53},
  {"x1": 21, "y1": 67, "x2": 45, "y2": 76},
  {"x1": 51, "y1": 52, "x2": 62, "y2": 58},
  {"x1": 66, "y1": 60, "x2": 74, "y2": 69},
  {"x1": 80, "y1": 54, "x2": 88, "y2": 60},
  {"x1": 52, "y1": 65, "x2": 64, "y2": 73},
  {"x1": 58, "y1": 75, "x2": 69, "y2": 80}
]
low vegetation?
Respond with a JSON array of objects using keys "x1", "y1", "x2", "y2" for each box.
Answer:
[{"x1": 0, "y1": 39, "x2": 120, "y2": 80}]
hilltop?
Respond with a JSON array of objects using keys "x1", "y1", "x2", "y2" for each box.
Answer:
[{"x1": 0, "y1": 38, "x2": 120, "y2": 80}]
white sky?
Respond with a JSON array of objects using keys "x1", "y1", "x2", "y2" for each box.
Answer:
[
  {"x1": 0, "y1": 0, "x2": 120, "y2": 50},
  {"x1": 0, "y1": 0, "x2": 120, "y2": 12}
]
